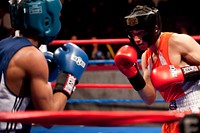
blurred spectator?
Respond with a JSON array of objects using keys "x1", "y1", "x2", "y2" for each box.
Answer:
[
  {"x1": 105, "y1": 44, "x2": 115, "y2": 59},
  {"x1": 175, "y1": 17, "x2": 190, "y2": 34},
  {"x1": 91, "y1": 36, "x2": 105, "y2": 60},
  {"x1": 179, "y1": 27, "x2": 188, "y2": 34},
  {"x1": 71, "y1": 35, "x2": 78, "y2": 40},
  {"x1": 71, "y1": 35, "x2": 87, "y2": 53},
  {"x1": 0, "y1": 1, "x2": 13, "y2": 40}
]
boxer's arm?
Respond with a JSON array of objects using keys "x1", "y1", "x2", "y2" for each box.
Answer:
[
  {"x1": 170, "y1": 34, "x2": 200, "y2": 66},
  {"x1": 150, "y1": 65, "x2": 200, "y2": 91},
  {"x1": 114, "y1": 45, "x2": 145, "y2": 91},
  {"x1": 137, "y1": 52, "x2": 156, "y2": 105},
  {"x1": 53, "y1": 43, "x2": 88, "y2": 99},
  {"x1": 114, "y1": 46, "x2": 156, "y2": 105},
  {"x1": 25, "y1": 49, "x2": 67, "y2": 110}
]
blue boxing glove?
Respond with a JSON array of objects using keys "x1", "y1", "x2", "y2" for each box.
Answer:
[
  {"x1": 53, "y1": 43, "x2": 88, "y2": 99},
  {"x1": 43, "y1": 51, "x2": 60, "y2": 82}
]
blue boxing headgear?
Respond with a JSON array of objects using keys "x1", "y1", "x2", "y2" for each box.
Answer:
[
  {"x1": 9, "y1": 0, "x2": 62, "y2": 44},
  {"x1": 125, "y1": 5, "x2": 162, "y2": 48}
]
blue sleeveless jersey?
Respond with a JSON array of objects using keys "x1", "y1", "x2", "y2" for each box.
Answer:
[
  {"x1": 0, "y1": 37, "x2": 33, "y2": 132},
  {"x1": 0, "y1": 37, "x2": 33, "y2": 75}
]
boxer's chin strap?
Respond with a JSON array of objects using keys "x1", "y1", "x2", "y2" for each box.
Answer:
[{"x1": 181, "y1": 66, "x2": 200, "y2": 82}]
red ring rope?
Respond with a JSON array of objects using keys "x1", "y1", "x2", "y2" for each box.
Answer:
[
  {"x1": 51, "y1": 83, "x2": 132, "y2": 89},
  {"x1": 0, "y1": 110, "x2": 188, "y2": 126},
  {"x1": 51, "y1": 35, "x2": 200, "y2": 45},
  {"x1": 51, "y1": 38, "x2": 129, "y2": 45}
]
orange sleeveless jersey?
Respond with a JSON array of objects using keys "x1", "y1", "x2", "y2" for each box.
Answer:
[{"x1": 145, "y1": 32, "x2": 185, "y2": 102}]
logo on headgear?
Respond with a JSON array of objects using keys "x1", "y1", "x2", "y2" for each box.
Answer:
[
  {"x1": 126, "y1": 17, "x2": 138, "y2": 26},
  {"x1": 29, "y1": 4, "x2": 42, "y2": 14}
]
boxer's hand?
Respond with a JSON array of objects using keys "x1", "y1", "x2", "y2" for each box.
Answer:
[
  {"x1": 150, "y1": 65, "x2": 200, "y2": 91},
  {"x1": 43, "y1": 51, "x2": 59, "y2": 82},
  {"x1": 114, "y1": 45, "x2": 145, "y2": 91},
  {"x1": 53, "y1": 43, "x2": 89, "y2": 99}
]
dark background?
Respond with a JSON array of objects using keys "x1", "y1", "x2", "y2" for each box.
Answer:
[
  {"x1": 58, "y1": 0, "x2": 200, "y2": 39},
  {"x1": 1, "y1": 0, "x2": 200, "y2": 58},
  {"x1": 57, "y1": 0, "x2": 200, "y2": 58}
]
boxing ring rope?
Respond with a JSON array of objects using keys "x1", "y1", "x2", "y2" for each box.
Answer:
[
  {"x1": 50, "y1": 35, "x2": 200, "y2": 45},
  {"x1": 67, "y1": 99, "x2": 165, "y2": 104},
  {"x1": 0, "y1": 110, "x2": 189, "y2": 126},
  {"x1": 51, "y1": 82, "x2": 166, "y2": 104},
  {"x1": 89, "y1": 59, "x2": 115, "y2": 65},
  {"x1": 51, "y1": 82, "x2": 133, "y2": 89},
  {"x1": 88, "y1": 59, "x2": 141, "y2": 65}
]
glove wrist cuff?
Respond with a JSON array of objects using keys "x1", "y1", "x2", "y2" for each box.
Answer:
[
  {"x1": 181, "y1": 66, "x2": 200, "y2": 82},
  {"x1": 53, "y1": 72, "x2": 77, "y2": 99},
  {"x1": 128, "y1": 72, "x2": 146, "y2": 91}
]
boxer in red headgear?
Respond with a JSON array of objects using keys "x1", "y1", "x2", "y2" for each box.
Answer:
[{"x1": 114, "y1": 5, "x2": 200, "y2": 133}]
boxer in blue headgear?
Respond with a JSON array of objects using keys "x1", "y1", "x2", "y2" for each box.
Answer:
[
  {"x1": 9, "y1": 0, "x2": 61, "y2": 45},
  {"x1": 0, "y1": 0, "x2": 88, "y2": 132}
]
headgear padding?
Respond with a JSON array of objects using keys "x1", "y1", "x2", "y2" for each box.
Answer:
[
  {"x1": 9, "y1": 0, "x2": 62, "y2": 44},
  {"x1": 125, "y1": 5, "x2": 162, "y2": 48}
]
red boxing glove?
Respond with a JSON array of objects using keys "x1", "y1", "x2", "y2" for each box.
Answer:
[
  {"x1": 150, "y1": 65, "x2": 200, "y2": 91},
  {"x1": 114, "y1": 45, "x2": 138, "y2": 78},
  {"x1": 114, "y1": 45, "x2": 145, "y2": 91}
]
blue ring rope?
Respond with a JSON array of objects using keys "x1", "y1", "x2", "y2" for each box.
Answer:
[
  {"x1": 88, "y1": 59, "x2": 141, "y2": 65},
  {"x1": 67, "y1": 99, "x2": 165, "y2": 104}
]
